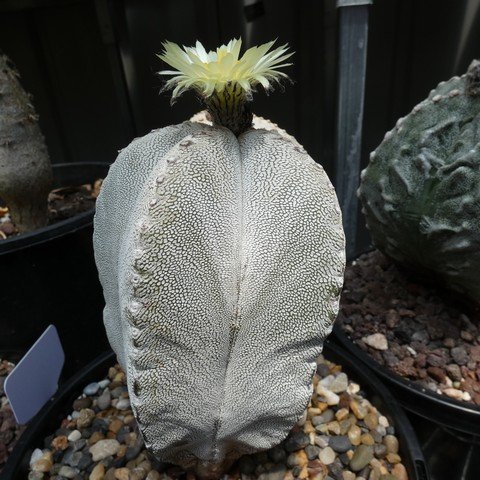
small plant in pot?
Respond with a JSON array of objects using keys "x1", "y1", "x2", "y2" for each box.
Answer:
[
  {"x1": 0, "y1": 54, "x2": 52, "y2": 235},
  {"x1": 73, "y1": 37, "x2": 425, "y2": 480},
  {"x1": 0, "y1": 54, "x2": 103, "y2": 240},
  {"x1": 93, "y1": 37, "x2": 345, "y2": 478},
  {"x1": 0, "y1": 54, "x2": 110, "y2": 378},
  {"x1": 336, "y1": 60, "x2": 480, "y2": 412}
]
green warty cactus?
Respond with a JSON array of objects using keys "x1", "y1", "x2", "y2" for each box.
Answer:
[
  {"x1": 93, "y1": 39, "x2": 345, "y2": 478},
  {"x1": 358, "y1": 60, "x2": 480, "y2": 302}
]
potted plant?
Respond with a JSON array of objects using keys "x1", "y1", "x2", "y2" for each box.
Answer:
[
  {"x1": 92, "y1": 37, "x2": 347, "y2": 477},
  {"x1": 334, "y1": 60, "x2": 480, "y2": 478},
  {"x1": 3, "y1": 340, "x2": 428, "y2": 480},
  {"x1": 52, "y1": 37, "x2": 431, "y2": 480},
  {"x1": 0, "y1": 55, "x2": 110, "y2": 378}
]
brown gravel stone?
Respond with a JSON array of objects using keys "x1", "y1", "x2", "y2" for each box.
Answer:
[
  {"x1": 348, "y1": 425, "x2": 362, "y2": 446},
  {"x1": 386, "y1": 453, "x2": 401, "y2": 464},
  {"x1": 89, "y1": 463, "x2": 105, "y2": 480},
  {"x1": 109, "y1": 419, "x2": 123, "y2": 434},
  {"x1": 32, "y1": 452, "x2": 53, "y2": 473},
  {"x1": 77, "y1": 408, "x2": 95, "y2": 428},
  {"x1": 73, "y1": 397, "x2": 92, "y2": 411},
  {"x1": 427, "y1": 366, "x2": 446, "y2": 383},
  {"x1": 383, "y1": 435, "x2": 399, "y2": 454},
  {"x1": 89, "y1": 431, "x2": 105, "y2": 445},
  {"x1": 51, "y1": 435, "x2": 69, "y2": 451},
  {"x1": 360, "y1": 433, "x2": 375, "y2": 446},
  {"x1": 114, "y1": 467, "x2": 130, "y2": 480},
  {"x1": 391, "y1": 463, "x2": 408, "y2": 480},
  {"x1": 364, "y1": 413, "x2": 379, "y2": 430}
]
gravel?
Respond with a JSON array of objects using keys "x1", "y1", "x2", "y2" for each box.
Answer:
[
  {"x1": 339, "y1": 250, "x2": 480, "y2": 406},
  {"x1": 0, "y1": 358, "x2": 26, "y2": 473},
  {"x1": 27, "y1": 354, "x2": 408, "y2": 479}
]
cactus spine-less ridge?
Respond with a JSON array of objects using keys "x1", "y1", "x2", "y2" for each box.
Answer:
[
  {"x1": 93, "y1": 39, "x2": 345, "y2": 478},
  {"x1": 0, "y1": 54, "x2": 52, "y2": 232},
  {"x1": 358, "y1": 60, "x2": 480, "y2": 302}
]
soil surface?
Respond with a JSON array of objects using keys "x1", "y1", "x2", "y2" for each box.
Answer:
[
  {"x1": 0, "y1": 359, "x2": 26, "y2": 473},
  {"x1": 339, "y1": 250, "x2": 480, "y2": 406},
  {"x1": 0, "y1": 179, "x2": 103, "y2": 240},
  {"x1": 27, "y1": 356, "x2": 408, "y2": 480}
]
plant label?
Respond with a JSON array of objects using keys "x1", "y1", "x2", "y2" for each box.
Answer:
[{"x1": 4, "y1": 324, "x2": 64, "y2": 425}]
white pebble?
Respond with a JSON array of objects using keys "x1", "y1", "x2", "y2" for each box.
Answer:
[
  {"x1": 378, "y1": 415, "x2": 389, "y2": 428},
  {"x1": 319, "y1": 375, "x2": 335, "y2": 388},
  {"x1": 116, "y1": 398, "x2": 131, "y2": 410},
  {"x1": 316, "y1": 385, "x2": 340, "y2": 406},
  {"x1": 319, "y1": 446, "x2": 336, "y2": 465},
  {"x1": 314, "y1": 435, "x2": 329, "y2": 448},
  {"x1": 443, "y1": 388, "x2": 463, "y2": 400},
  {"x1": 347, "y1": 382, "x2": 360, "y2": 395},
  {"x1": 463, "y1": 391, "x2": 472, "y2": 401},
  {"x1": 362, "y1": 333, "x2": 388, "y2": 351},
  {"x1": 89, "y1": 439, "x2": 121, "y2": 461},
  {"x1": 329, "y1": 372, "x2": 349, "y2": 393},
  {"x1": 406, "y1": 346, "x2": 416, "y2": 356},
  {"x1": 67, "y1": 430, "x2": 82, "y2": 442},
  {"x1": 29, "y1": 448, "x2": 43, "y2": 467}
]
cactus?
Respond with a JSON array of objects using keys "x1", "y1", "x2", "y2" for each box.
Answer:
[
  {"x1": 358, "y1": 60, "x2": 480, "y2": 302},
  {"x1": 93, "y1": 39, "x2": 345, "y2": 478},
  {"x1": 0, "y1": 54, "x2": 52, "y2": 233}
]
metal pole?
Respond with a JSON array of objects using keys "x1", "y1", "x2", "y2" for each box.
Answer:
[{"x1": 335, "y1": 0, "x2": 372, "y2": 258}]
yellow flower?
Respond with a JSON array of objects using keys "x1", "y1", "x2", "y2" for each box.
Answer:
[{"x1": 157, "y1": 38, "x2": 293, "y2": 101}]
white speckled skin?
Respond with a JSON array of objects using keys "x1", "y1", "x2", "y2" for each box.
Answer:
[{"x1": 93, "y1": 121, "x2": 345, "y2": 476}]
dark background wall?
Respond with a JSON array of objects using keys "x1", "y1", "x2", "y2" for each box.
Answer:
[{"x1": 1, "y1": 0, "x2": 480, "y2": 248}]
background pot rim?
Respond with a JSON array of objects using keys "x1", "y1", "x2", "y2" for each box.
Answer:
[
  {"x1": 334, "y1": 249, "x2": 480, "y2": 436},
  {"x1": 0, "y1": 162, "x2": 109, "y2": 256}
]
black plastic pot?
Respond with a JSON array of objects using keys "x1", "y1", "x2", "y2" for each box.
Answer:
[
  {"x1": 334, "y1": 326, "x2": 480, "y2": 479},
  {"x1": 0, "y1": 162, "x2": 110, "y2": 379},
  {"x1": 2, "y1": 341, "x2": 429, "y2": 480},
  {"x1": 334, "y1": 325, "x2": 480, "y2": 436},
  {"x1": 333, "y1": 251, "x2": 480, "y2": 479}
]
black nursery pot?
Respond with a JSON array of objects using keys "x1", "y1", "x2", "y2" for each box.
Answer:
[
  {"x1": 0, "y1": 162, "x2": 110, "y2": 379},
  {"x1": 332, "y1": 251, "x2": 480, "y2": 480},
  {"x1": 334, "y1": 325, "x2": 480, "y2": 436},
  {"x1": 2, "y1": 341, "x2": 429, "y2": 480},
  {"x1": 334, "y1": 325, "x2": 480, "y2": 480}
]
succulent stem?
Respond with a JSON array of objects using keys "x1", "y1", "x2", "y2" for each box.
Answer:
[
  {"x1": 466, "y1": 59, "x2": 480, "y2": 97},
  {"x1": 203, "y1": 82, "x2": 253, "y2": 136}
]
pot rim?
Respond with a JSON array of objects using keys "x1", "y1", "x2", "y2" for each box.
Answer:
[
  {"x1": 333, "y1": 249, "x2": 480, "y2": 436},
  {"x1": 3, "y1": 342, "x2": 429, "y2": 480},
  {"x1": 0, "y1": 162, "x2": 109, "y2": 255}
]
